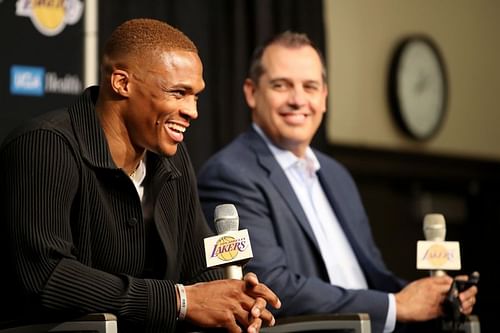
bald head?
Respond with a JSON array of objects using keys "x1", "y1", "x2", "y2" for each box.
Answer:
[{"x1": 101, "y1": 18, "x2": 197, "y2": 79}]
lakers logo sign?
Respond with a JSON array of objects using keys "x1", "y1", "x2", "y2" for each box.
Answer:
[
  {"x1": 16, "y1": 0, "x2": 84, "y2": 36},
  {"x1": 422, "y1": 243, "x2": 454, "y2": 267},
  {"x1": 204, "y1": 229, "x2": 253, "y2": 268},
  {"x1": 416, "y1": 240, "x2": 461, "y2": 271},
  {"x1": 210, "y1": 236, "x2": 248, "y2": 261}
]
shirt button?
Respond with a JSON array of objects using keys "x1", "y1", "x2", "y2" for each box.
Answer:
[{"x1": 127, "y1": 217, "x2": 138, "y2": 227}]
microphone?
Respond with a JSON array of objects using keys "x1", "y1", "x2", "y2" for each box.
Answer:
[
  {"x1": 214, "y1": 203, "x2": 240, "y2": 234},
  {"x1": 416, "y1": 213, "x2": 461, "y2": 274},
  {"x1": 203, "y1": 204, "x2": 253, "y2": 280},
  {"x1": 421, "y1": 213, "x2": 449, "y2": 277},
  {"x1": 214, "y1": 204, "x2": 243, "y2": 280},
  {"x1": 423, "y1": 213, "x2": 446, "y2": 242}
]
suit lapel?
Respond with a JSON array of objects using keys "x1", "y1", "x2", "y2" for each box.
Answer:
[{"x1": 245, "y1": 130, "x2": 321, "y2": 251}]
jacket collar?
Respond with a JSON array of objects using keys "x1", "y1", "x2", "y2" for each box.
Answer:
[
  {"x1": 67, "y1": 86, "x2": 178, "y2": 179},
  {"x1": 67, "y1": 86, "x2": 116, "y2": 170}
]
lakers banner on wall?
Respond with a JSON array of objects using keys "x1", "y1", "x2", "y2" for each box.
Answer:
[{"x1": 0, "y1": 0, "x2": 85, "y2": 142}]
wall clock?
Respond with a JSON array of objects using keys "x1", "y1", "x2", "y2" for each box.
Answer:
[{"x1": 388, "y1": 36, "x2": 448, "y2": 140}]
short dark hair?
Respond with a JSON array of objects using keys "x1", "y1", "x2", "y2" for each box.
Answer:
[
  {"x1": 247, "y1": 31, "x2": 327, "y2": 84},
  {"x1": 101, "y1": 18, "x2": 197, "y2": 75}
]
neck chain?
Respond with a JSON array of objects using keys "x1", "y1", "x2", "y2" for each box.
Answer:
[{"x1": 129, "y1": 160, "x2": 142, "y2": 178}]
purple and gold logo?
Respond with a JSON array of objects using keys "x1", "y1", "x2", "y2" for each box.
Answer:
[
  {"x1": 422, "y1": 243, "x2": 455, "y2": 267},
  {"x1": 210, "y1": 236, "x2": 248, "y2": 261},
  {"x1": 416, "y1": 240, "x2": 461, "y2": 271},
  {"x1": 204, "y1": 229, "x2": 253, "y2": 268},
  {"x1": 16, "y1": 0, "x2": 84, "y2": 37}
]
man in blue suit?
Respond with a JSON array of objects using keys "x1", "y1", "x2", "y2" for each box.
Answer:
[{"x1": 197, "y1": 31, "x2": 478, "y2": 333}]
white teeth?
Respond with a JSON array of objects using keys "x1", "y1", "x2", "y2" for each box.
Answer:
[{"x1": 166, "y1": 123, "x2": 186, "y2": 133}]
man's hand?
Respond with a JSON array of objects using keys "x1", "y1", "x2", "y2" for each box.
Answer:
[
  {"x1": 395, "y1": 275, "x2": 453, "y2": 322},
  {"x1": 454, "y1": 275, "x2": 478, "y2": 315},
  {"x1": 183, "y1": 272, "x2": 281, "y2": 333},
  {"x1": 243, "y1": 272, "x2": 282, "y2": 333}
]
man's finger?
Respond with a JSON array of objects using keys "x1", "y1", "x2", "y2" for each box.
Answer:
[
  {"x1": 248, "y1": 317, "x2": 262, "y2": 333},
  {"x1": 244, "y1": 272, "x2": 259, "y2": 288},
  {"x1": 243, "y1": 280, "x2": 282, "y2": 309}
]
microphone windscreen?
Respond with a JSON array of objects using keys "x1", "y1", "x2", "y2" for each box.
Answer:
[
  {"x1": 214, "y1": 204, "x2": 239, "y2": 234},
  {"x1": 423, "y1": 213, "x2": 446, "y2": 241}
]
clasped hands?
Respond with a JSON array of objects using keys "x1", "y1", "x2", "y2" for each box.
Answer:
[{"x1": 183, "y1": 272, "x2": 281, "y2": 333}]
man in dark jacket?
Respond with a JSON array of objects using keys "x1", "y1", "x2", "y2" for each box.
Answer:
[{"x1": 0, "y1": 18, "x2": 280, "y2": 333}]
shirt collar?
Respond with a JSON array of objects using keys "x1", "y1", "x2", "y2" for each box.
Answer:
[{"x1": 252, "y1": 123, "x2": 320, "y2": 172}]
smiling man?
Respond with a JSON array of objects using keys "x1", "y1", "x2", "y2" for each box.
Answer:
[
  {"x1": 0, "y1": 18, "x2": 280, "y2": 333},
  {"x1": 198, "y1": 31, "x2": 477, "y2": 333}
]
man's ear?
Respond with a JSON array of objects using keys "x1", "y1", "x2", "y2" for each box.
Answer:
[
  {"x1": 243, "y1": 78, "x2": 257, "y2": 108},
  {"x1": 110, "y1": 69, "x2": 130, "y2": 97},
  {"x1": 320, "y1": 83, "x2": 328, "y2": 114}
]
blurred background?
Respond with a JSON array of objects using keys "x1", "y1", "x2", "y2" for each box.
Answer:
[{"x1": 1, "y1": 0, "x2": 498, "y2": 331}]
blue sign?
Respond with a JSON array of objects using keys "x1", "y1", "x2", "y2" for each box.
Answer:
[{"x1": 10, "y1": 65, "x2": 45, "y2": 96}]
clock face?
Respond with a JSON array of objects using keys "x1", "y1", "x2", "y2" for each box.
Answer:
[{"x1": 389, "y1": 36, "x2": 448, "y2": 140}]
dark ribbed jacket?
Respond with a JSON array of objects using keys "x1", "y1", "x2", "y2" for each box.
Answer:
[{"x1": 0, "y1": 87, "x2": 222, "y2": 332}]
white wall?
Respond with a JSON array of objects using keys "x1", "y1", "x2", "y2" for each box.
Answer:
[{"x1": 324, "y1": 0, "x2": 500, "y2": 161}]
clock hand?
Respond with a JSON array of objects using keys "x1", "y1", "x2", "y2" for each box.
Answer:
[{"x1": 414, "y1": 73, "x2": 429, "y2": 95}]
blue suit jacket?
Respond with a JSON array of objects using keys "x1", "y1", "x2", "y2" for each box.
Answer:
[{"x1": 198, "y1": 128, "x2": 406, "y2": 333}]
